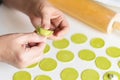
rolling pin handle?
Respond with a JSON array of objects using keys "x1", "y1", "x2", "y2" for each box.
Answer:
[{"x1": 113, "y1": 22, "x2": 120, "y2": 31}]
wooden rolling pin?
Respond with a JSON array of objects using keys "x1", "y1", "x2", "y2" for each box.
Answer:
[{"x1": 48, "y1": 0, "x2": 120, "y2": 33}]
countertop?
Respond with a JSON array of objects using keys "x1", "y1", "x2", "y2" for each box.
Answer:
[{"x1": 0, "y1": 2, "x2": 120, "y2": 80}]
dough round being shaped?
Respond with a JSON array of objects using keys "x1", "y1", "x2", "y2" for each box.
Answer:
[
  {"x1": 78, "y1": 49, "x2": 96, "y2": 61},
  {"x1": 56, "y1": 50, "x2": 74, "y2": 62},
  {"x1": 39, "y1": 58, "x2": 57, "y2": 71},
  {"x1": 13, "y1": 71, "x2": 31, "y2": 80},
  {"x1": 81, "y1": 69, "x2": 100, "y2": 80},
  {"x1": 71, "y1": 33, "x2": 87, "y2": 44},
  {"x1": 61, "y1": 68, "x2": 79, "y2": 80},
  {"x1": 106, "y1": 46, "x2": 120, "y2": 58},
  {"x1": 53, "y1": 38, "x2": 69, "y2": 49},
  {"x1": 90, "y1": 38, "x2": 105, "y2": 48},
  {"x1": 95, "y1": 56, "x2": 111, "y2": 70},
  {"x1": 34, "y1": 75, "x2": 52, "y2": 80},
  {"x1": 36, "y1": 27, "x2": 53, "y2": 37}
]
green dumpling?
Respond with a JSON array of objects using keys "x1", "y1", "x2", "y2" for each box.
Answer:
[{"x1": 36, "y1": 27, "x2": 53, "y2": 37}]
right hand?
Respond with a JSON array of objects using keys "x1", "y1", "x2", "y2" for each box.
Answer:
[
  {"x1": 3, "y1": 0, "x2": 70, "y2": 40},
  {"x1": 0, "y1": 32, "x2": 46, "y2": 68}
]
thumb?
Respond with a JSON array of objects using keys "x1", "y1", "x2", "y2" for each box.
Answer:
[
  {"x1": 29, "y1": 15, "x2": 41, "y2": 28},
  {"x1": 41, "y1": 13, "x2": 51, "y2": 29},
  {"x1": 22, "y1": 32, "x2": 46, "y2": 43}
]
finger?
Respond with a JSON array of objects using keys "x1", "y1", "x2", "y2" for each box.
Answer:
[
  {"x1": 51, "y1": 15, "x2": 63, "y2": 27},
  {"x1": 24, "y1": 42, "x2": 45, "y2": 59},
  {"x1": 56, "y1": 17, "x2": 70, "y2": 35},
  {"x1": 30, "y1": 16, "x2": 41, "y2": 28},
  {"x1": 28, "y1": 42, "x2": 46, "y2": 58},
  {"x1": 56, "y1": 26, "x2": 70, "y2": 36},
  {"x1": 31, "y1": 53, "x2": 44, "y2": 64},
  {"x1": 41, "y1": 13, "x2": 51, "y2": 29},
  {"x1": 23, "y1": 32, "x2": 47, "y2": 43},
  {"x1": 31, "y1": 42, "x2": 46, "y2": 53},
  {"x1": 49, "y1": 34, "x2": 63, "y2": 40},
  {"x1": 26, "y1": 54, "x2": 44, "y2": 68}
]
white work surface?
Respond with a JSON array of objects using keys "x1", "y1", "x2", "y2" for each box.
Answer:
[{"x1": 0, "y1": 3, "x2": 120, "y2": 80}]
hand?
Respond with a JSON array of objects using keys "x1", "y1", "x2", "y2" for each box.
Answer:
[
  {"x1": 3, "y1": 0, "x2": 70, "y2": 40},
  {"x1": 29, "y1": 1, "x2": 70, "y2": 40},
  {"x1": 0, "y1": 32, "x2": 46, "y2": 68}
]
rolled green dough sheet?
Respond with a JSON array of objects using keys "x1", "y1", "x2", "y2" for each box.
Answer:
[
  {"x1": 90, "y1": 38, "x2": 105, "y2": 48},
  {"x1": 53, "y1": 38, "x2": 69, "y2": 49},
  {"x1": 103, "y1": 71, "x2": 120, "y2": 80},
  {"x1": 44, "y1": 44, "x2": 50, "y2": 54},
  {"x1": 106, "y1": 46, "x2": 120, "y2": 58},
  {"x1": 61, "y1": 68, "x2": 79, "y2": 80},
  {"x1": 95, "y1": 56, "x2": 111, "y2": 70},
  {"x1": 13, "y1": 71, "x2": 31, "y2": 80},
  {"x1": 56, "y1": 50, "x2": 74, "y2": 62},
  {"x1": 78, "y1": 49, "x2": 96, "y2": 61},
  {"x1": 71, "y1": 33, "x2": 87, "y2": 44},
  {"x1": 34, "y1": 75, "x2": 52, "y2": 80},
  {"x1": 39, "y1": 58, "x2": 57, "y2": 71},
  {"x1": 81, "y1": 69, "x2": 100, "y2": 80},
  {"x1": 27, "y1": 63, "x2": 38, "y2": 68}
]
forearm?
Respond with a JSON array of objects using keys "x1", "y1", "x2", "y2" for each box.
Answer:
[
  {"x1": 3, "y1": 0, "x2": 48, "y2": 15},
  {"x1": 3, "y1": 0, "x2": 30, "y2": 13}
]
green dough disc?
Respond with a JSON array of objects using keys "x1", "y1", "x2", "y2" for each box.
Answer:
[
  {"x1": 27, "y1": 63, "x2": 38, "y2": 68},
  {"x1": 71, "y1": 33, "x2": 87, "y2": 44},
  {"x1": 36, "y1": 27, "x2": 53, "y2": 37},
  {"x1": 61, "y1": 68, "x2": 79, "y2": 80},
  {"x1": 44, "y1": 44, "x2": 50, "y2": 54},
  {"x1": 56, "y1": 50, "x2": 74, "y2": 62},
  {"x1": 53, "y1": 38, "x2": 69, "y2": 49},
  {"x1": 78, "y1": 49, "x2": 96, "y2": 61},
  {"x1": 118, "y1": 61, "x2": 120, "y2": 68},
  {"x1": 13, "y1": 71, "x2": 31, "y2": 80},
  {"x1": 81, "y1": 69, "x2": 100, "y2": 80},
  {"x1": 103, "y1": 71, "x2": 120, "y2": 80},
  {"x1": 106, "y1": 46, "x2": 120, "y2": 58},
  {"x1": 95, "y1": 57, "x2": 111, "y2": 70},
  {"x1": 90, "y1": 38, "x2": 105, "y2": 48},
  {"x1": 34, "y1": 75, "x2": 52, "y2": 80},
  {"x1": 39, "y1": 58, "x2": 57, "y2": 71}
]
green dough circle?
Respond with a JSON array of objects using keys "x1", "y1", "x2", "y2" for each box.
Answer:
[
  {"x1": 56, "y1": 50, "x2": 74, "y2": 62},
  {"x1": 39, "y1": 58, "x2": 57, "y2": 71},
  {"x1": 34, "y1": 75, "x2": 52, "y2": 80},
  {"x1": 44, "y1": 44, "x2": 50, "y2": 54},
  {"x1": 95, "y1": 57, "x2": 111, "y2": 70},
  {"x1": 103, "y1": 71, "x2": 120, "y2": 80},
  {"x1": 106, "y1": 46, "x2": 120, "y2": 58},
  {"x1": 13, "y1": 71, "x2": 31, "y2": 80},
  {"x1": 27, "y1": 63, "x2": 38, "y2": 68},
  {"x1": 71, "y1": 33, "x2": 87, "y2": 44},
  {"x1": 118, "y1": 61, "x2": 120, "y2": 68},
  {"x1": 81, "y1": 69, "x2": 100, "y2": 80},
  {"x1": 53, "y1": 38, "x2": 69, "y2": 49},
  {"x1": 78, "y1": 49, "x2": 96, "y2": 61},
  {"x1": 61, "y1": 68, "x2": 79, "y2": 80},
  {"x1": 90, "y1": 38, "x2": 105, "y2": 48}
]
